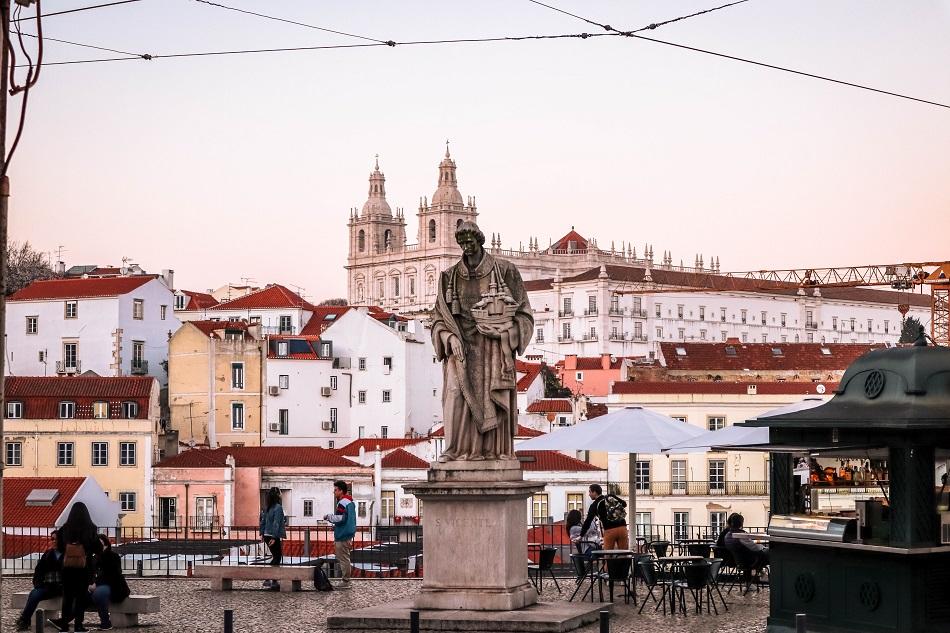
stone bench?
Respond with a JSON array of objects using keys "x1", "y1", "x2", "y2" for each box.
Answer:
[
  {"x1": 193, "y1": 565, "x2": 312, "y2": 592},
  {"x1": 11, "y1": 593, "x2": 159, "y2": 628}
]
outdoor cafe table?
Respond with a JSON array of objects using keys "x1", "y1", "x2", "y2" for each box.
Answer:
[
  {"x1": 571, "y1": 549, "x2": 639, "y2": 603},
  {"x1": 656, "y1": 556, "x2": 706, "y2": 614},
  {"x1": 676, "y1": 538, "x2": 714, "y2": 555}
]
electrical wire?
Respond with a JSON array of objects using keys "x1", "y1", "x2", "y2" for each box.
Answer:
[
  {"x1": 192, "y1": 0, "x2": 392, "y2": 46},
  {"x1": 525, "y1": 0, "x2": 751, "y2": 35},
  {"x1": 18, "y1": 30, "x2": 145, "y2": 58},
  {"x1": 12, "y1": 0, "x2": 142, "y2": 22},
  {"x1": 3, "y1": 0, "x2": 44, "y2": 179}
]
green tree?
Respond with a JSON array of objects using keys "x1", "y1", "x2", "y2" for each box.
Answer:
[
  {"x1": 541, "y1": 364, "x2": 571, "y2": 398},
  {"x1": 6, "y1": 241, "x2": 57, "y2": 295},
  {"x1": 899, "y1": 316, "x2": 924, "y2": 344},
  {"x1": 317, "y1": 298, "x2": 349, "y2": 306}
]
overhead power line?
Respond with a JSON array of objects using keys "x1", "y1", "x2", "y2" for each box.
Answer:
[
  {"x1": 525, "y1": 0, "x2": 751, "y2": 35},
  {"x1": 12, "y1": 0, "x2": 143, "y2": 22},
  {"x1": 192, "y1": 0, "x2": 393, "y2": 46},
  {"x1": 18, "y1": 30, "x2": 146, "y2": 59}
]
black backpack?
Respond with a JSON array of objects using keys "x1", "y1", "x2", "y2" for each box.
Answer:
[
  {"x1": 602, "y1": 494, "x2": 627, "y2": 524},
  {"x1": 313, "y1": 562, "x2": 333, "y2": 592}
]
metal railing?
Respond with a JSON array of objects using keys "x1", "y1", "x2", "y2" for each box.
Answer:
[
  {"x1": 558, "y1": 310, "x2": 573, "y2": 317},
  {"x1": 636, "y1": 481, "x2": 770, "y2": 496},
  {"x1": 584, "y1": 308, "x2": 598, "y2": 316},
  {"x1": 805, "y1": 322, "x2": 819, "y2": 330},
  {"x1": 131, "y1": 359, "x2": 148, "y2": 375},
  {"x1": 55, "y1": 360, "x2": 81, "y2": 374}
]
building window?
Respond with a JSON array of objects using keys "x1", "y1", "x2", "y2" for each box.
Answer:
[
  {"x1": 63, "y1": 342, "x2": 78, "y2": 371},
  {"x1": 672, "y1": 416, "x2": 688, "y2": 423},
  {"x1": 699, "y1": 329, "x2": 707, "y2": 340},
  {"x1": 132, "y1": 299, "x2": 144, "y2": 320},
  {"x1": 781, "y1": 313, "x2": 787, "y2": 327},
  {"x1": 699, "y1": 306, "x2": 705, "y2": 320},
  {"x1": 358, "y1": 501, "x2": 368, "y2": 518},
  {"x1": 635, "y1": 460, "x2": 651, "y2": 491},
  {"x1": 634, "y1": 322, "x2": 643, "y2": 339},
  {"x1": 330, "y1": 375, "x2": 338, "y2": 390},
  {"x1": 383, "y1": 356, "x2": 393, "y2": 372},
  {"x1": 567, "y1": 493, "x2": 584, "y2": 512},
  {"x1": 588, "y1": 295, "x2": 597, "y2": 314},
  {"x1": 884, "y1": 320, "x2": 890, "y2": 334},
  {"x1": 807, "y1": 332, "x2": 814, "y2": 343},
  {"x1": 131, "y1": 341, "x2": 145, "y2": 374},
  {"x1": 850, "y1": 318, "x2": 856, "y2": 332},
  {"x1": 656, "y1": 327, "x2": 663, "y2": 339},
  {"x1": 303, "y1": 500, "x2": 314, "y2": 517},
  {"x1": 677, "y1": 305, "x2": 684, "y2": 319},
  {"x1": 707, "y1": 416, "x2": 725, "y2": 431},
  {"x1": 635, "y1": 512, "x2": 653, "y2": 538},
  {"x1": 120, "y1": 442, "x2": 136, "y2": 466},
  {"x1": 832, "y1": 316, "x2": 838, "y2": 330},
  {"x1": 382, "y1": 390, "x2": 391, "y2": 403},
  {"x1": 721, "y1": 331, "x2": 727, "y2": 342},
  {"x1": 120, "y1": 492, "x2": 137, "y2": 512},
  {"x1": 761, "y1": 333, "x2": 768, "y2": 343},
  {"x1": 428, "y1": 219, "x2": 437, "y2": 242},
  {"x1": 381, "y1": 490, "x2": 396, "y2": 519},
  {"x1": 92, "y1": 442, "x2": 108, "y2": 466},
  {"x1": 867, "y1": 319, "x2": 873, "y2": 332},
  {"x1": 531, "y1": 493, "x2": 550, "y2": 524},
  {"x1": 231, "y1": 362, "x2": 245, "y2": 389},
  {"x1": 122, "y1": 401, "x2": 139, "y2": 419},
  {"x1": 358, "y1": 426, "x2": 365, "y2": 438},
  {"x1": 563, "y1": 297, "x2": 572, "y2": 315},
  {"x1": 358, "y1": 390, "x2": 367, "y2": 404},
  {"x1": 59, "y1": 401, "x2": 76, "y2": 419},
  {"x1": 673, "y1": 512, "x2": 690, "y2": 541},
  {"x1": 655, "y1": 304, "x2": 662, "y2": 318},
  {"x1": 740, "y1": 309, "x2": 747, "y2": 324},
  {"x1": 279, "y1": 375, "x2": 289, "y2": 389},
  {"x1": 277, "y1": 341, "x2": 289, "y2": 357},
  {"x1": 760, "y1": 311, "x2": 766, "y2": 325},
  {"x1": 562, "y1": 323, "x2": 572, "y2": 339},
  {"x1": 330, "y1": 408, "x2": 338, "y2": 433},
  {"x1": 709, "y1": 460, "x2": 726, "y2": 491},
  {"x1": 279, "y1": 315, "x2": 292, "y2": 334},
  {"x1": 231, "y1": 402, "x2": 244, "y2": 430},
  {"x1": 65, "y1": 300, "x2": 78, "y2": 319},
  {"x1": 381, "y1": 425, "x2": 388, "y2": 438},
  {"x1": 57, "y1": 442, "x2": 75, "y2": 466},
  {"x1": 535, "y1": 327, "x2": 544, "y2": 343},
  {"x1": 678, "y1": 328, "x2": 685, "y2": 340},
  {"x1": 279, "y1": 409, "x2": 289, "y2": 435},
  {"x1": 358, "y1": 229, "x2": 366, "y2": 252},
  {"x1": 710, "y1": 511, "x2": 727, "y2": 535},
  {"x1": 358, "y1": 357, "x2": 367, "y2": 371},
  {"x1": 671, "y1": 460, "x2": 687, "y2": 491},
  {"x1": 741, "y1": 332, "x2": 748, "y2": 343},
  {"x1": 6, "y1": 401, "x2": 23, "y2": 418},
  {"x1": 174, "y1": 294, "x2": 186, "y2": 310},
  {"x1": 26, "y1": 315, "x2": 38, "y2": 334},
  {"x1": 160, "y1": 305, "x2": 167, "y2": 320},
  {"x1": 93, "y1": 401, "x2": 109, "y2": 419},
  {"x1": 720, "y1": 307, "x2": 726, "y2": 322},
  {"x1": 6, "y1": 441, "x2": 22, "y2": 466}
]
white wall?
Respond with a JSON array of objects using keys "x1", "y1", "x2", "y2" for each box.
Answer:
[{"x1": 263, "y1": 357, "x2": 349, "y2": 448}]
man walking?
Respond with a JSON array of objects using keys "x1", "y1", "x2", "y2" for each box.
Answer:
[
  {"x1": 580, "y1": 483, "x2": 628, "y2": 550},
  {"x1": 324, "y1": 480, "x2": 356, "y2": 585}
]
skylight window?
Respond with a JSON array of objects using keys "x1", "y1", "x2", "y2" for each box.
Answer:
[
  {"x1": 771, "y1": 347, "x2": 784, "y2": 357},
  {"x1": 820, "y1": 347, "x2": 832, "y2": 355},
  {"x1": 724, "y1": 346, "x2": 737, "y2": 357},
  {"x1": 324, "y1": 314, "x2": 337, "y2": 321},
  {"x1": 675, "y1": 347, "x2": 687, "y2": 356}
]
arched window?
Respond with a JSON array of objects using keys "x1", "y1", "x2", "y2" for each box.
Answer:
[
  {"x1": 357, "y1": 230, "x2": 365, "y2": 252},
  {"x1": 428, "y1": 219, "x2": 437, "y2": 242},
  {"x1": 384, "y1": 230, "x2": 392, "y2": 249},
  {"x1": 456, "y1": 218, "x2": 463, "y2": 230}
]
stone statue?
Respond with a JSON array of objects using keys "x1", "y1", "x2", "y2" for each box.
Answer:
[{"x1": 432, "y1": 221, "x2": 534, "y2": 461}]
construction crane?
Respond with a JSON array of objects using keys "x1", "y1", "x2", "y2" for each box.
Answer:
[{"x1": 611, "y1": 261, "x2": 950, "y2": 346}]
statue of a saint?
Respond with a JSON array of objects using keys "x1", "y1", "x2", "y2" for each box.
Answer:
[{"x1": 432, "y1": 221, "x2": 534, "y2": 462}]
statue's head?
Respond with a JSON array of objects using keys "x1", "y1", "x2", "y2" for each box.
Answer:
[{"x1": 455, "y1": 221, "x2": 485, "y2": 258}]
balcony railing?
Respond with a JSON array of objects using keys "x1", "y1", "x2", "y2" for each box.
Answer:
[
  {"x1": 634, "y1": 481, "x2": 770, "y2": 497},
  {"x1": 584, "y1": 308, "x2": 598, "y2": 316},
  {"x1": 580, "y1": 334, "x2": 598, "y2": 341},
  {"x1": 608, "y1": 333, "x2": 626, "y2": 341},
  {"x1": 608, "y1": 307, "x2": 623, "y2": 316},
  {"x1": 56, "y1": 360, "x2": 81, "y2": 375},
  {"x1": 131, "y1": 359, "x2": 148, "y2": 375},
  {"x1": 631, "y1": 309, "x2": 648, "y2": 318},
  {"x1": 557, "y1": 335, "x2": 574, "y2": 343},
  {"x1": 632, "y1": 334, "x2": 649, "y2": 343},
  {"x1": 805, "y1": 322, "x2": 818, "y2": 330},
  {"x1": 558, "y1": 310, "x2": 573, "y2": 318}
]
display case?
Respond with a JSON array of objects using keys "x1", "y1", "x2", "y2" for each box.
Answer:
[{"x1": 768, "y1": 514, "x2": 857, "y2": 542}]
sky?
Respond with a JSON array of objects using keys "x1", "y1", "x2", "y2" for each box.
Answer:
[{"x1": 8, "y1": 0, "x2": 950, "y2": 303}]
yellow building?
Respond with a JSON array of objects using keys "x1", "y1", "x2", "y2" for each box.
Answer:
[
  {"x1": 168, "y1": 320, "x2": 264, "y2": 448},
  {"x1": 3, "y1": 375, "x2": 161, "y2": 528}
]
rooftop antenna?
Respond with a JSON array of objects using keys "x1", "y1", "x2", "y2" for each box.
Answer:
[{"x1": 240, "y1": 277, "x2": 257, "y2": 287}]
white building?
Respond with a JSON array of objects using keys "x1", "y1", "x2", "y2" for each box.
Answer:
[
  {"x1": 519, "y1": 450, "x2": 606, "y2": 525},
  {"x1": 178, "y1": 284, "x2": 315, "y2": 334},
  {"x1": 7, "y1": 275, "x2": 179, "y2": 384}
]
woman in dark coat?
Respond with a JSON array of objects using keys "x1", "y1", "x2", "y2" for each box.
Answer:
[
  {"x1": 89, "y1": 534, "x2": 130, "y2": 630},
  {"x1": 48, "y1": 503, "x2": 103, "y2": 633}
]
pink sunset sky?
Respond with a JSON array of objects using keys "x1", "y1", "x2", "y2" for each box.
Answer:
[{"x1": 8, "y1": 0, "x2": 950, "y2": 302}]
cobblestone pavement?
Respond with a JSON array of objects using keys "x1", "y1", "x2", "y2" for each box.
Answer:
[{"x1": 2, "y1": 576, "x2": 768, "y2": 632}]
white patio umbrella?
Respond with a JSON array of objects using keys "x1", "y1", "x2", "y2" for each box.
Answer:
[
  {"x1": 517, "y1": 406, "x2": 705, "y2": 544},
  {"x1": 663, "y1": 397, "x2": 827, "y2": 453}
]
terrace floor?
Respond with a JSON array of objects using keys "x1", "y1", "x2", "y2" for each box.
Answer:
[{"x1": 1, "y1": 576, "x2": 769, "y2": 632}]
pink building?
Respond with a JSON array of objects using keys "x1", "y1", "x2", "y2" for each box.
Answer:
[{"x1": 557, "y1": 354, "x2": 631, "y2": 397}]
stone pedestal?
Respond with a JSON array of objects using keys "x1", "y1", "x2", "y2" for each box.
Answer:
[{"x1": 404, "y1": 459, "x2": 543, "y2": 611}]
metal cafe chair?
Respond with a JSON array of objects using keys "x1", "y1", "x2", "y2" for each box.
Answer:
[
  {"x1": 672, "y1": 560, "x2": 719, "y2": 615},
  {"x1": 528, "y1": 547, "x2": 561, "y2": 594}
]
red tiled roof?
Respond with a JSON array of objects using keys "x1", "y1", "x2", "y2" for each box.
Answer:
[
  {"x1": 571, "y1": 356, "x2": 625, "y2": 371},
  {"x1": 611, "y1": 381, "x2": 836, "y2": 395},
  {"x1": 300, "y1": 307, "x2": 353, "y2": 335},
  {"x1": 526, "y1": 399, "x2": 573, "y2": 413},
  {"x1": 4, "y1": 376, "x2": 154, "y2": 419},
  {"x1": 381, "y1": 448, "x2": 430, "y2": 469},
  {"x1": 550, "y1": 230, "x2": 589, "y2": 253},
  {"x1": 2, "y1": 533, "x2": 57, "y2": 558},
  {"x1": 429, "y1": 424, "x2": 543, "y2": 438},
  {"x1": 3, "y1": 477, "x2": 85, "y2": 527},
  {"x1": 155, "y1": 446, "x2": 360, "y2": 469},
  {"x1": 660, "y1": 342, "x2": 882, "y2": 372},
  {"x1": 587, "y1": 402, "x2": 609, "y2": 419},
  {"x1": 88, "y1": 267, "x2": 122, "y2": 276},
  {"x1": 212, "y1": 284, "x2": 316, "y2": 311},
  {"x1": 516, "y1": 360, "x2": 544, "y2": 393},
  {"x1": 517, "y1": 451, "x2": 603, "y2": 472},
  {"x1": 523, "y1": 279, "x2": 553, "y2": 292},
  {"x1": 266, "y1": 335, "x2": 329, "y2": 360},
  {"x1": 9, "y1": 276, "x2": 156, "y2": 301},
  {"x1": 188, "y1": 320, "x2": 254, "y2": 339},
  {"x1": 180, "y1": 290, "x2": 218, "y2": 310},
  {"x1": 335, "y1": 438, "x2": 429, "y2": 456}
]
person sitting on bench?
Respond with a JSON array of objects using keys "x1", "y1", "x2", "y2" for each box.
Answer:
[{"x1": 15, "y1": 531, "x2": 62, "y2": 631}]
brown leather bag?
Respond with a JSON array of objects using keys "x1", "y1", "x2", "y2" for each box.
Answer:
[{"x1": 63, "y1": 542, "x2": 87, "y2": 569}]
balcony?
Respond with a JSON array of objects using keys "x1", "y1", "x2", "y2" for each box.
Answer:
[
  {"x1": 580, "y1": 333, "x2": 598, "y2": 342},
  {"x1": 557, "y1": 336, "x2": 574, "y2": 343},
  {"x1": 631, "y1": 309, "x2": 648, "y2": 318},
  {"x1": 131, "y1": 359, "x2": 148, "y2": 375},
  {"x1": 608, "y1": 332, "x2": 626, "y2": 341},
  {"x1": 632, "y1": 334, "x2": 649, "y2": 343},
  {"x1": 56, "y1": 360, "x2": 81, "y2": 375},
  {"x1": 558, "y1": 310, "x2": 574, "y2": 318},
  {"x1": 805, "y1": 322, "x2": 818, "y2": 330},
  {"x1": 637, "y1": 481, "x2": 769, "y2": 496},
  {"x1": 584, "y1": 308, "x2": 598, "y2": 316},
  {"x1": 608, "y1": 307, "x2": 624, "y2": 316}
]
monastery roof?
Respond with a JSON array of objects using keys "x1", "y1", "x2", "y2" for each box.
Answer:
[
  {"x1": 660, "y1": 342, "x2": 883, "y2": 372},
  {"x1": 9, "y1": 276, "x2": 156, "y2": 301},
  {"x1": 155, "y1": 446, "x2": 358, "y2": 469},
  {"x1": 550, "y1": 230, "x2": 589, "y2": 253},
  {"x1": 212, "y1": 284, "x2": 316, "y2": 311},
  {"x1": 381, "y1": 448, "x2": 430, "y2": 469},
  {"x1": 179, "y1": 290, "x2": 218, "y2": 310},
  {"x1": 3, "y1": 477, "x2": 85, "y2": 527},
  {"x1": 516, "y1": 360, "x2": 544, "y2": 392},
  {"x1": 517, "y1": 451, "x2": 603, "y2": 472},
  {"x1": 527, "y1": 265, "x2": 932, "y2": 307},
  {"x1": 335, "y1": 438, "x2": 429, "y2": 456},
  {"x1": 526, "y1": 399, "x2": 574, "y2": 413},
  {"x1": 611, "y1": 381, "x2": 836, "y2": 396}
]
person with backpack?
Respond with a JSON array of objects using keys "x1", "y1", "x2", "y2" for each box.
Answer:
[
  {"x1": 259, "y1": 487, "x2": 287, "y2": 590},
  {"x1": 15, "y1": 531, "x2": 62, "y2": 631},
  {"x1": 87, "y1": 534, "x2": 131, "y2": 631},
  {"x1": 323, "y1": 480, "x2": 356, "y2": 586},
  {"x1": 47, "y1": 503, "x2": 103, "y2": 633},
  {"x1": 580, "y1": 483, "x2": 628, "y2": 550}
]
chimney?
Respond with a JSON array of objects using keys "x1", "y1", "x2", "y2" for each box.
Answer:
[
  {"x1": 55, "y1": 261, "x2": 66, "y2": 275},
  {"x1": 601, "y1": 354, "x2": 611, "y2": 370},
  {"x1": 564, "y1": 355, "x2": 578, "y2": 371},
  {"x1": 161, "y1": 269, "x2": 175, "y2": 290}
]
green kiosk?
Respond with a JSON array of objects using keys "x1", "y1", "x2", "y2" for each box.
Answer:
[{"x1": 749, "y1": 344, "x2": 950, "y2": 633}]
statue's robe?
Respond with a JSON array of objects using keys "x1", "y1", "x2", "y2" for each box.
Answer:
[{"x1": 431, "y1": 252, "x2": 533, "y2": 460}]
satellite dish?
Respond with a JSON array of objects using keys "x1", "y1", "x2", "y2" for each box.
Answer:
[
  {"x1": 188, "y1": 438, "x2": 196, "y2": 448},
  {"x1": 816, "y1": 384, "x2": 826, "y2": 394}
]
